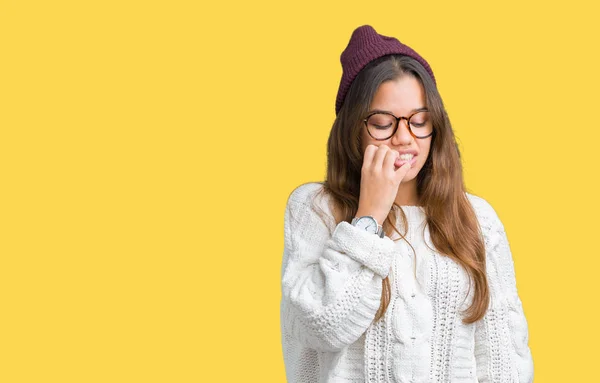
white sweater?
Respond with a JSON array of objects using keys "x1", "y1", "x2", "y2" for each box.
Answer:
[{"x1": 280, "y1": 182, "x2": 533, "y2": 383}]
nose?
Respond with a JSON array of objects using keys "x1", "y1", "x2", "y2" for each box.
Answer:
[{"x1": 391, "y1": 119, "x2": 414, "y2": 146}]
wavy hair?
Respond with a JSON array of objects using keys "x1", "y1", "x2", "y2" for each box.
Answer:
[{"x1": 312, "y1": 54, "x2": 489, "y2": 324}]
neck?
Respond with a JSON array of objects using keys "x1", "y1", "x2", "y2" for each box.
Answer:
[{"x1": 395, "y1": 178, "x2": 419, "y2": 206}]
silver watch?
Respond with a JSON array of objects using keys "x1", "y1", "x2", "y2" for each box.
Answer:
[{"x1": 351, "y1": 216, "x2": 384, "y2": 238}]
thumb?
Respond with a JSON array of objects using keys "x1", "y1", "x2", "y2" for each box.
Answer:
[{"x1": 394, "y1": 162, "x2": 412, "y2": 182}]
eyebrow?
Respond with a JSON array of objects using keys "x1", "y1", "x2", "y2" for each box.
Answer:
[{"x1": 367, "y1": 107, "x2": 428, "y2": 115}]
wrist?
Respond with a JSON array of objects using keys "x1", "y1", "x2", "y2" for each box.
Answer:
[
  {"x1": 355, "y1": 210, "x2": 385, "y2": 225},
  {"x1": 351, "y1": 214, "x2": 385, "y2": 238}
]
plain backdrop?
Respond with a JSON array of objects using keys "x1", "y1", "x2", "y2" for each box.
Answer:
[{"x1": 1, "y1": 0, "x2": 599, "y2": 381}]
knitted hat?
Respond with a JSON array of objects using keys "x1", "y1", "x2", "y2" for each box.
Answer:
[{"x1": 335, "y1": 25, "x2": 436, "y2": 115}]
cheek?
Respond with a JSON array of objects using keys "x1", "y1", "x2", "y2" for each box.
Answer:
[{"x1": 415, "y1": 144, "x2": 431, "y2": 169}]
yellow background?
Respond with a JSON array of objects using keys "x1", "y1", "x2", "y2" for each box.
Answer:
[{"x1": 1, "y1": 0, "x2": 598, "y2": 381}]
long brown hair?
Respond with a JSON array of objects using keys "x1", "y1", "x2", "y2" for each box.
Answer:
[{"x1": 314, "y1": 54, "x2": 489, "y2": 324}]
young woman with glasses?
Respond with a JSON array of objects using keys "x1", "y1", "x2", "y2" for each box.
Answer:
[{"x1": 280, "y1": 25, "x2": 534, "y2": 382}]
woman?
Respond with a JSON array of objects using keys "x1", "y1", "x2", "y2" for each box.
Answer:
[{"x1": 280, "y1": 25, "x2": 533, "y2": 382}]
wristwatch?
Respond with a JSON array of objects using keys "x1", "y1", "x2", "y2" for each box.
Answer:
[{"x1": 351, "y1": 216, "x2": 384, "y2": 238}]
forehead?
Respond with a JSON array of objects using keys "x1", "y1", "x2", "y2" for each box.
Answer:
[{"x1": 370, "y1": 76, "x2": 426, "y2": 114}]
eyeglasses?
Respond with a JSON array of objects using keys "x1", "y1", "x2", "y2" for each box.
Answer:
[{"x1": 363, "y1": 110, "x2": 434, "y2": 140}]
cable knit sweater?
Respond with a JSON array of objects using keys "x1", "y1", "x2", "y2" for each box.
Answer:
[{"x1": 280, "y1": 182, "x2": 533, "y2": 383}]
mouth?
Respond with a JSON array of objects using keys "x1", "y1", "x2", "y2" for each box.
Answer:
[{"x1": 394, "y1": 153, "x2": 417, "y2": 168}]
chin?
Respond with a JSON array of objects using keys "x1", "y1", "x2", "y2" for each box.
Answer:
[
  {"x1": 403, "y1": 167, "x2": 420, "y2": 182},
  {"x1": 403, "y1": 174, "x2": 418, "y2": 183}
]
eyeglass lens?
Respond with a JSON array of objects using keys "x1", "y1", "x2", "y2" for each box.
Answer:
[{"x1": 366, "y1": 112, "x2": 432, "y2": 139}]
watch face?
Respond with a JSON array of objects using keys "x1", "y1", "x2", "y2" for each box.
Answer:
[{"x1": 355, "y1": 216, "x2": 378, "y2": 234}]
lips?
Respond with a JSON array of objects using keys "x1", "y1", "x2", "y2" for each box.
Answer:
[{"x1": 394, "y1": 154, "x2": 417, "y2": 168}]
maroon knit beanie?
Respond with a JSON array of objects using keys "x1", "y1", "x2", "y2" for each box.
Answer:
[{"x1": 335, "y1": 25, "x2": 436, "y2": 115}]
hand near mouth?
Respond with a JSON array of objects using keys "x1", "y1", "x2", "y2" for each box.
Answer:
[{"x1": 356, "y1": 144, "x2": 412, "y2": 225}]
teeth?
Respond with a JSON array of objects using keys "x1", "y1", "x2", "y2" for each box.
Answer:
[{"x1": 399, "y1": 154, "x2": 414, "y2": 161}]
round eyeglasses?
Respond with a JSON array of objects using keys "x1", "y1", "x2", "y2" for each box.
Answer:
[{"x1": 363, "y1": 110, "x2": 433, "y2": 140}]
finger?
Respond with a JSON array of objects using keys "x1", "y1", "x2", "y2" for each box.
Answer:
[
  {"x1": 383, "y1": 149, "x2": 399, "y2": 175},
  {"x1": 394, "y1": 162, "x2": 412, "y2": 182},
  {"x1": 362, "y1": 144, "x2": 377, "y2": 168},
  {"x1": 372, "y1": 144, "x2": 389, "y2": 170}
]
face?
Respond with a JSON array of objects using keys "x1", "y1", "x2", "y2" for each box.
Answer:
[{"x1": 361, "y1": 76, "x2": 432, "y2": 184}]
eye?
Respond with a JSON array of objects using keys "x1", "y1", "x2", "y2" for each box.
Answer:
[
  {"x1": 409, "y1": 111, "x2": 430, "y2": 128},
  {"x1": 373, "y1": 123, "x2": 392, "y2": 129},
  {"x1": 367, "y1": 114, "x2": 395, "y2": 130}
]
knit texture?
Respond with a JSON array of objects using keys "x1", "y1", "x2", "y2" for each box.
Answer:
[
  {"x1": 280, "y1": 182, "x2": 534, "y2": 383},
  {"x1": 335, "y1": 25, "x2": 437, "y2": 115}
]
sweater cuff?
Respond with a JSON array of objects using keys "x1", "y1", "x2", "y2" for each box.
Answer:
[{"x1": 329, "y1": 221, "x2": 395, "y2": 278}]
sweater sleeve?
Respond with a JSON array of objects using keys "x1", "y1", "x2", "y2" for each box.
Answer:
[
  {"x1": 280, "y1": 184, "x2": 397, "y2": 352},
  {"x1": 473, "y1": 201, "x2": 534, "y2": 382}
]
